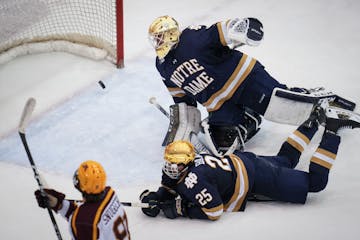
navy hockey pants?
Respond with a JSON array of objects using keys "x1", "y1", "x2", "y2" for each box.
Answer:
[
  {"x1": 208, "y1": 63, "x2": 287, "y2": 125},
  {"x1": 237, "y1": 131, "x2": 341, "y2": 204},
  {"x1": 236, "y1": 64, "x2": 287, "y2": 115}
]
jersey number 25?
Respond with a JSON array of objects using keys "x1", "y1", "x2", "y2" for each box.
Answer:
[{"x1": 195, "y1": 188, "x2": 213, "y2": 206}]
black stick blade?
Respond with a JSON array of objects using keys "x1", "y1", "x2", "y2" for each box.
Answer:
[{"x1": 18, "y1": 98, "x2": 36, "y2": 133}]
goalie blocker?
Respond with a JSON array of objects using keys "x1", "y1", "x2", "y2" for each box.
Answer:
[{"x1": 162, "y1": 103, "x2": 202, "y2": 146}]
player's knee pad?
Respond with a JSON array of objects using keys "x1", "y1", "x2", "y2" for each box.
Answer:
[
  {"x1": 200, "y1": 109, "x2": 262, "y2": 156},
  {"x1": 209, "y1": 125, "x2": 243, "y2": 153},
  {"x1": 242, "y1": 107, "x2": 262, "y2": 141},
  {"x1": 200, "y1": 119, "x2": 242, "y2": 156}
]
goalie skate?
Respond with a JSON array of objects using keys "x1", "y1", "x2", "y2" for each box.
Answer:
[{"x1": 325, "y1": 106, "x2": 360, "y2": 133}]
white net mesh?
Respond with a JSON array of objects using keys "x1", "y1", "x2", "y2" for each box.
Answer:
[{"x1": 0, "y1": 0, "x2": 122, "y2": 66}]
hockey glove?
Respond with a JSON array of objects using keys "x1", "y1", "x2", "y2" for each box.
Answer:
[
  {"x1": 34, "y1": 189, "x2": 65, "y2": 212},
  {"x1": 228, "y1": 17, "x2": 264, "y2": 47},
  {"x1": 139, "y1": 190, "x2": 161, "y2": 217},
  {"x1": 160, "y1": 198, "x2": 187, "y2": 219}
]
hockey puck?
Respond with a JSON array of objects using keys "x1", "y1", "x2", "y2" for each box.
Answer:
[{"x1": 98, "y1": 80, "x2": 106, "y2": 89}]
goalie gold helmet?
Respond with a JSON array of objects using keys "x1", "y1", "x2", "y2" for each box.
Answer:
[
  {"x1": 163, "y1": 140, "x2": 196, "y2": 179},
  {"x1": 148, "y1": 15, "x2": 181, "y2": 59},
  {"x1": 73, "y1": 160, "x2": 106, "y2": 195}
]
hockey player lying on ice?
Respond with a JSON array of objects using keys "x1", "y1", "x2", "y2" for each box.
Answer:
[
  {"x1": 148, "y1": 16, "x2": 356, "y2": 154},
  {"x1": 139, "y1": 103, "x2": 360, "y2": 220}
]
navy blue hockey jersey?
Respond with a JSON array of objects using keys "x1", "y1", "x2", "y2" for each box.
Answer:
[
  {"x1": 156, "y1": 21, "x2": 260, "y2": 112},
  {"x1": 162, "y1": 153, "x2": 250, "y2": 220}
]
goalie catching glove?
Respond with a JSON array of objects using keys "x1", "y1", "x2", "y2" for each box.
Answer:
[{"x1": 227, "y1": 17, "x2": 264, "y2": 47}]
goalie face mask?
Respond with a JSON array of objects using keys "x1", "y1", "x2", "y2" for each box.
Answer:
[{"x1": 148, "y1": 15, "x2": 181, "y2": 59}]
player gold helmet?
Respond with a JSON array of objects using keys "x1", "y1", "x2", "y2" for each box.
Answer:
[
  {"x1": 163, "y1": 140, "x2": 196, "y2": 179},
  {"x1": 73, "y1": 160, "x2": 107, "y2": 195},
  {"x1": 148, "y1": 15, "x2": 181, "y2": 59}
]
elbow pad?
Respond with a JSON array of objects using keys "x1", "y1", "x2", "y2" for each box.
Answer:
[{"x1": 227, "y1": 18, "x2": 264, "y2": 47}]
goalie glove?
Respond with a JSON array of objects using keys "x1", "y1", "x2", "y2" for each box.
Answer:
[{"x1": 227, "y1": 17, "x2": 264, "y2": 47}]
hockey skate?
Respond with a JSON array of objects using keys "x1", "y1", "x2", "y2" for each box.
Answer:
[
  {"x1": 325, "y1": 106, "x2": 360, "y2": 134},
  {"x1": 303, "y1": 102, "x2": 327, "y2": 129}
]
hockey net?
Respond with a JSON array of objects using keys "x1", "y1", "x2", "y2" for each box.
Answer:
[{"x1": 0, "y1": 0, "x2": 124, "y2": 67}]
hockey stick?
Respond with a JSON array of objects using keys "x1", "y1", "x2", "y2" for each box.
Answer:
[
  {"x1": 149, "y1": 97, "x2": 175, "y2": 146},
  {"x1": 124, "y1": 197, "x2": 273, "y2": 207},
  {"x1": 149, "y1": 97, "x2": 170, "y2": 118},
  {"x1": 18, "y1": 98, "x2": 63, "y2": 240},
  {"x1": 121, "y1": 202, "x2": 150, "y2": 208},
  {"x1": 69, "y1": 199, "x2": 151, "y2": 208}
]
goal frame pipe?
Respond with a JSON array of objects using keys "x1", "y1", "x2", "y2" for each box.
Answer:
[{"x1": 116, "y1": 0, "x2": 124, "y2": 68}]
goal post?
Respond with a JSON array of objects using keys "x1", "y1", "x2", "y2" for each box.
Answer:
[
  {"x1": 116, "y1": 0, "x2": 124, "y2": 68},
  {"x1": 0, "y1": 0, "x2": 124, "y2": 68}
]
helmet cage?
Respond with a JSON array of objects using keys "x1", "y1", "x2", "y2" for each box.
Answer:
[
  {"x1": 149, "y1": 32, "x2": 165, "y2": 49},
  {"x1": 163, "y1": 161, "x2": 187, "y2": 179}
]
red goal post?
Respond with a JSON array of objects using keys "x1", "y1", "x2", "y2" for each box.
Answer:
[{"x1": 0, "y1": 0, "x2": 124, "y2": 68}]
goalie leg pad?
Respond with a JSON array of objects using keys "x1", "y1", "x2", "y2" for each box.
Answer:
[{"x1": 264, "y1": 87, "x2": 317, "y2": 125}]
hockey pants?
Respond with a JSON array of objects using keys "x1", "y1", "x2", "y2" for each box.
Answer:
[{"x1": 238, "y1": 123, "x2": 341, "y2": 204}]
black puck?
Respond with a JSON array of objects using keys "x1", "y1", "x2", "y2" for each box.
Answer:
[{"x1": 98, "y1": 80, "x2": 106, "y2": 89}]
